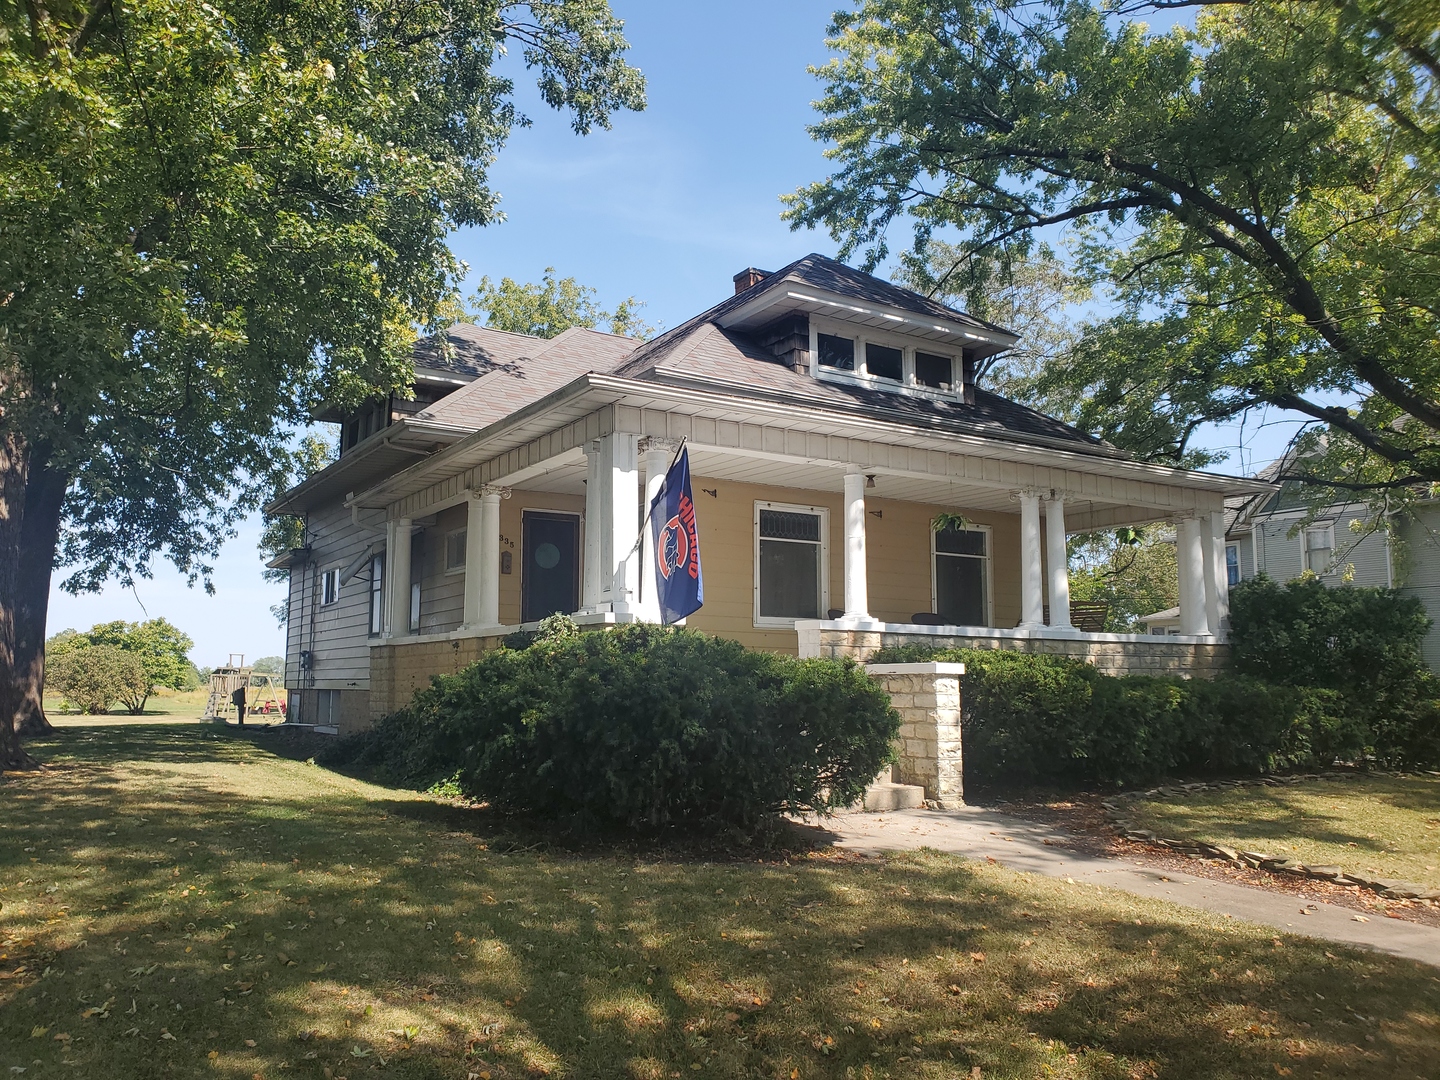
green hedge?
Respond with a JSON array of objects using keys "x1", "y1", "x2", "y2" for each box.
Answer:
[
  {"x1": 868, "y1": 646, "x2": 1357, "y2": 788},
  {"x1": 342, "y1": 624, "x2": 899, "y2": 830}
]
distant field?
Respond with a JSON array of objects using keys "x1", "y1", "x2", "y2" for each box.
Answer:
[{"x1": 43, "y1": 686, "x2": 211, "y2": 720}]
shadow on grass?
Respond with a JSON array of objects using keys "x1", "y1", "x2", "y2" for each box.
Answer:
[{"x1": 2, "y1": 722, "x2": 1439, "y2": 1080}]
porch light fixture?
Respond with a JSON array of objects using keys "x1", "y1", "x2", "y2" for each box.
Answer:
[{"x1": 865, "y1": 474, "x2": 876, "y2": 488}]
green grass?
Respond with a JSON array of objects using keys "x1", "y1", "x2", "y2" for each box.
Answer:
[
  {"x1": 43, "y1": 687, "x2": 212, "y2": 719},
  {"x1": 3, "y1": 724, "x2": 1440, "y2": 1080},
  {"x1": 1124, "y1": 774, "x2": 1440, "y2": 888}
]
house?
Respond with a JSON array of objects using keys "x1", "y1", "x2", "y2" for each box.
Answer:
[
  {"x1": 1221, "y1": 459, "x2": 1440, "y2": 667},
  {"x1": 266, "y1": 255, "x2": 1268, "y2": 734}
]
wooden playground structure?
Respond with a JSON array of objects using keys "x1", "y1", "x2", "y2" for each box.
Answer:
[{"x1": 202, "y1": 655, "x2": 287, "y2": 722}]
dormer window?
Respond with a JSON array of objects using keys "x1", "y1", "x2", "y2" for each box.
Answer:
[
  {"x1": 865, "y1": 343, "x2": 904, "y2": 383},
  {"x1": 817, "y1": 333, "x2": 855, "y2": 371},
  {"x1": 915, "y1": 351, "x2": 954, "y2": 391},
  {"x1": 808, "y1": 318, "x2": 965, "y2": 402}
]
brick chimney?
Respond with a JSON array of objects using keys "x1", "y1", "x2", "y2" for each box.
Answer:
[{"x1": 732, "y1": 267, "x2": 771, "y2": 294}]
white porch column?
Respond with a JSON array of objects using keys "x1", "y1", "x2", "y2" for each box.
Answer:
[
  {"x1": 1177, "y1": 517, "x2": 1211, "y2": 636},
  {"x1": 601, "y1": 432, "x2": 640, "y2": 615},
  {"x1": 580, "y1": 441, "x2": 602, "y2": 610},
  {"x1": 637, "y1": 438, "x2": 677, "y2": 623},
  {"x1": 1044, "y1": 494, "x2": 1073, "y2": 630},
  {"x1": 477, "y1": 488, "x2": 504, "y2": 628},
  {"x1": 1018, "y1": 491, "x2": 1044, "y2": 629},
  {"x1": 1208, "y1": 508, "x2": 1230, "y2": 633},
  {"x1": 385, "y1": 518, "x2": 412, "y2": 638},
  {"x1": 843, "y1": 468, "x2": 870, "y2": 619},
  {"x1": 462, "y1": 494, "x2": 485, "y2": 627}
]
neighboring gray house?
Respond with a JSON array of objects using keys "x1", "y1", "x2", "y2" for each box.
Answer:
[{"x1": 1218, "y1": 458, "x2": 1440, "y2": 668}]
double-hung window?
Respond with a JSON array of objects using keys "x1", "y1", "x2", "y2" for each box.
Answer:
[
  {"x1": 932, "y1": 525, "x2": 990, "y2": 626},
  {"x1": 755, "y1": 503, "x2": 828, "y2": 625},
  {"x1": 445, "y1": 529, "x2": 467, "y2": 573},
  {"x1": 1225, "y1": 543, "x2": 1241, "y2": 587},
  {"x1": 367, "y1": 553, "x2": 385, "y2": 636},
  {"x1": 1304, "y1": 524, "x2": 1334, "y2": 575}
]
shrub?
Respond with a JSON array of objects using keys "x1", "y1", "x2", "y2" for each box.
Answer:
[
  {"x1": 867, "y1": 645, "x2": 1364, "y2": 788},
  {"x1": 348, "y1": 625, "x2": 898, "y2": 830},
  {"x1": 46, "y1": 645, "x2": 150, "y2": 715}
]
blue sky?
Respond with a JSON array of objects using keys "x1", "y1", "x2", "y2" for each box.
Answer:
[{"x1": 47, "y1": 0, "x2": 1295, "y2": 667}]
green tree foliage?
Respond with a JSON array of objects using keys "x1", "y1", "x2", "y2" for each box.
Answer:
[
  {"x1": 47, "y1": 644, "x2": 150, "y2": 715},
  {"x1": 339, "y1": 625, "x2": 898, "y2": 830},
  {"x1": 468, "y1": 268, "x2": 656, "y2": 339},
  {"x1": 251, "y1": 656, "x2": 284, "y2": 675},
  {"x1": 258, "y1": 432, "x2": 337, "y2": 627},
  {"x1": 1068, "y1": 528, "x2": 1179, "y2": 632},
  {"x1": 895, "y1": 246, "x2": 1091, "y2": 402},
  {"x1": 0, "y1": 0, "x2": 644, "y2": 765},
  {"x1": 784, "y1": 0, "x2": 1440, "y2": 487},
  {"x1": 45, "y1": 619, "x2": 196, "y2": 708}
]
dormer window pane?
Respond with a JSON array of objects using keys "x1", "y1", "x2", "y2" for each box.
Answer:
[
  {"x1": 817, "y1": 333, "x2": 855, "y2": 371},
  {"x1": 865, "y1": 343, "x2": 903, "y2": 382},
  {"x1": 915, "y1": 351, "x2": 953, "y2": 389}
]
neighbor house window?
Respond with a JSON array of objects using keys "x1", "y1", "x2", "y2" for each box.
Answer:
[
  {"x1": 755, "y1": 503, "x2": 828, "y2": 625},
  {"x1": 1304, "y1": 524, "x2": 1334, "y2": 575},
  {"x1": 932, "y1": 526, "x2": 990, "y2": 626},
  {"x1": 445, "y1": 529, "x2": 467, "y2": 573},
  {"x1": 1225, "y1": 543, "x2": 1240, "y2": 586},
  {"x1": 864, "y1": 342, "x2": 903, "y2": 382},
  {"x1": 915, "y1": 351, "x2": 954, "y2": 389},
  {"x1": 410, "y1": 582, "x2": 421, "y2": 632},
  {"x1": 320, "y1": 568, "x2": 339, "y2": 606},
  {"x1": 367, "y1": 553, "x2": 384, "y2": 636},
  {"x1": 817, "y1": 333, "x2": 855, "y2": 371}
]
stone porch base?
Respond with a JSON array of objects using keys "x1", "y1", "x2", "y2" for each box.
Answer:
[{"x1": 801, "y1": 620, "x2": 1229, "y2": 679}]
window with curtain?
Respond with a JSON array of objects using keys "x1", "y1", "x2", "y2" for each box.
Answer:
[
  {"x1": 1226, "y1": 544, "x2": 1240, "y2": 586},
  {"x1": 368, "y1": 553, "x2": 384, "y2": 636},
  {"x1": 756, "y1": 507, "x2": 825, "y2": 622},
  {"x1": 1304, "y1": 525, "x2": 1334, "y2": 575}
]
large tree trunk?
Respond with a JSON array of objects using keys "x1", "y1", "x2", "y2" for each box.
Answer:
[
  {"x1": 0, "y1": 430, "x2": 38, "y2": 771},
  {"x1": 14, "y1": 447, "x2": 65, "y2": 737}
]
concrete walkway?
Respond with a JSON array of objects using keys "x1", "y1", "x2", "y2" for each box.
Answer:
[{"x1": 824, "y1": 806, "x2": 1440, "y2": 968}]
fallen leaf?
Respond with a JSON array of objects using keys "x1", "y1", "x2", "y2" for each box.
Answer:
[
  {"x1": 30, "y1": 1026, "x2": 48, "y2": 1038},
  {"x1": 160, "y1": 1029, "x2": 176, "y2": 1041},
  {"x1": 208, "y1": 1051, "x2": 220, "y2": 1061},
  {"x1": 245, "y1": 1039, "x2": 257, "y2": 1047},
  {"x1": 970, "y1": 952, "x2": 986, "y2": 964}
]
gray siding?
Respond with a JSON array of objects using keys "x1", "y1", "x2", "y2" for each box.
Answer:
[
  {"x1": 416, "y1": 503, "x2": 468, "y2": 635},
  {"x1": 1398, "y1": 504, "x2": 1440, "y2": 670},
  {"x1": 284, "y1": 565, "x2": 307, "y2": 688},
  {"x1": 1251, "y1": 509, "x2": 1391, "y2": 588},
  {"x1": 291, "y1": 501, "x2": 381, "y2": 690}
]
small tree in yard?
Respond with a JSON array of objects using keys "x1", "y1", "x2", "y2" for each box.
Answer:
[
  {"x1": 0, "y1": 0, "x2": 645, "y2": 769},
  {"x1": 47, "y1": 645, "x2": 149, "y2": 715}
]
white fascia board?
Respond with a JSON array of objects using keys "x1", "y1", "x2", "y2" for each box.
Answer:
[{"x1": 717, "y1": 286, "x2": 1019, "y2": 351}]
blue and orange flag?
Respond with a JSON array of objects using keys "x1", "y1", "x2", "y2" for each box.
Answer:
[{"x1": 649, "y1": 446, "x2": 703, "y2": 624}]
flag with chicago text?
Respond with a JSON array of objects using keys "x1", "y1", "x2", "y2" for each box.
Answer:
[{"x1": 649, "y1": 446, "x2": 703, "y2": 624}]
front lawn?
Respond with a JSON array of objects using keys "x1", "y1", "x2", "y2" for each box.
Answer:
[
  {"x1": 1122, "y1": 773, "x2": 1440, "y2": 889},
  {"x1": 2, "y1": 724, "x2": 1438, "y2": 1079}
]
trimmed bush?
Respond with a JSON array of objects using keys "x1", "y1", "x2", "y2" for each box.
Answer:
[
  {"x1": 46, "y1": 644, "x2": 149, "y2": 715},
  {"x1": 346, "y1": 625, "x2": 899, "y2": 830},
  {"x1": 867, "y1": 645, "x2": 1357, "y2": 788}
]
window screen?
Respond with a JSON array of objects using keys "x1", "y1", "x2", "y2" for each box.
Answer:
[
  {"x1": 368, "y1": 554, "x2": 384, "y2": 636},
  {"x1": 757, "y1": 508, "x2": 823, "y2": 620},
  {"x1": 817, "y1": 333, "x2": 855, "y2": 371},
  {"x1": 934, "y1": 528, "x2": 988, "y2": 625},
  {"x1": 865, "y1": 343, "x2": 903, "y2": 382},
  {"x1": 445, "y1": 530, "x2": 467, "y2": 572},
  {"x1": 915, "y1": 351, "x2": 953, "y2": 389},
  {"x1": 1304, "y1": 526, "x2": 1333, "y2": 574}
]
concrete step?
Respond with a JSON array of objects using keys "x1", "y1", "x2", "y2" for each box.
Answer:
[{"x1": 862, "y1": 780, "x2": 926, "y2": 812}]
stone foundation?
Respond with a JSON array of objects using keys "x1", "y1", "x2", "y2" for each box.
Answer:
[
  {"x1": 368, "y1": 633, "x2": 509, "y2": 724},
  {"x1": 801, "y1": 621, "x2": 1229, "y2": 678},
  {"x1": 864, "y1": 662, "x2": 965, "y2": 808}
]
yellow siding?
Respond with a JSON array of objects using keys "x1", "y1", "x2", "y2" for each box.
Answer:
[{"x1": 683, "y1": 476, "x2": 1022, "y2": 653}]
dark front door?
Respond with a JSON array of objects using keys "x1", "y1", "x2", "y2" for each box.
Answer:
[{"x1": 521, "y1": 511, "x2": 580, "y2": 623}]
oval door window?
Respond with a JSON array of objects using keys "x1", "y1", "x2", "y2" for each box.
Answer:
[{"x1": 534, "y1": 542, "x2": 561, "y2": 569}]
